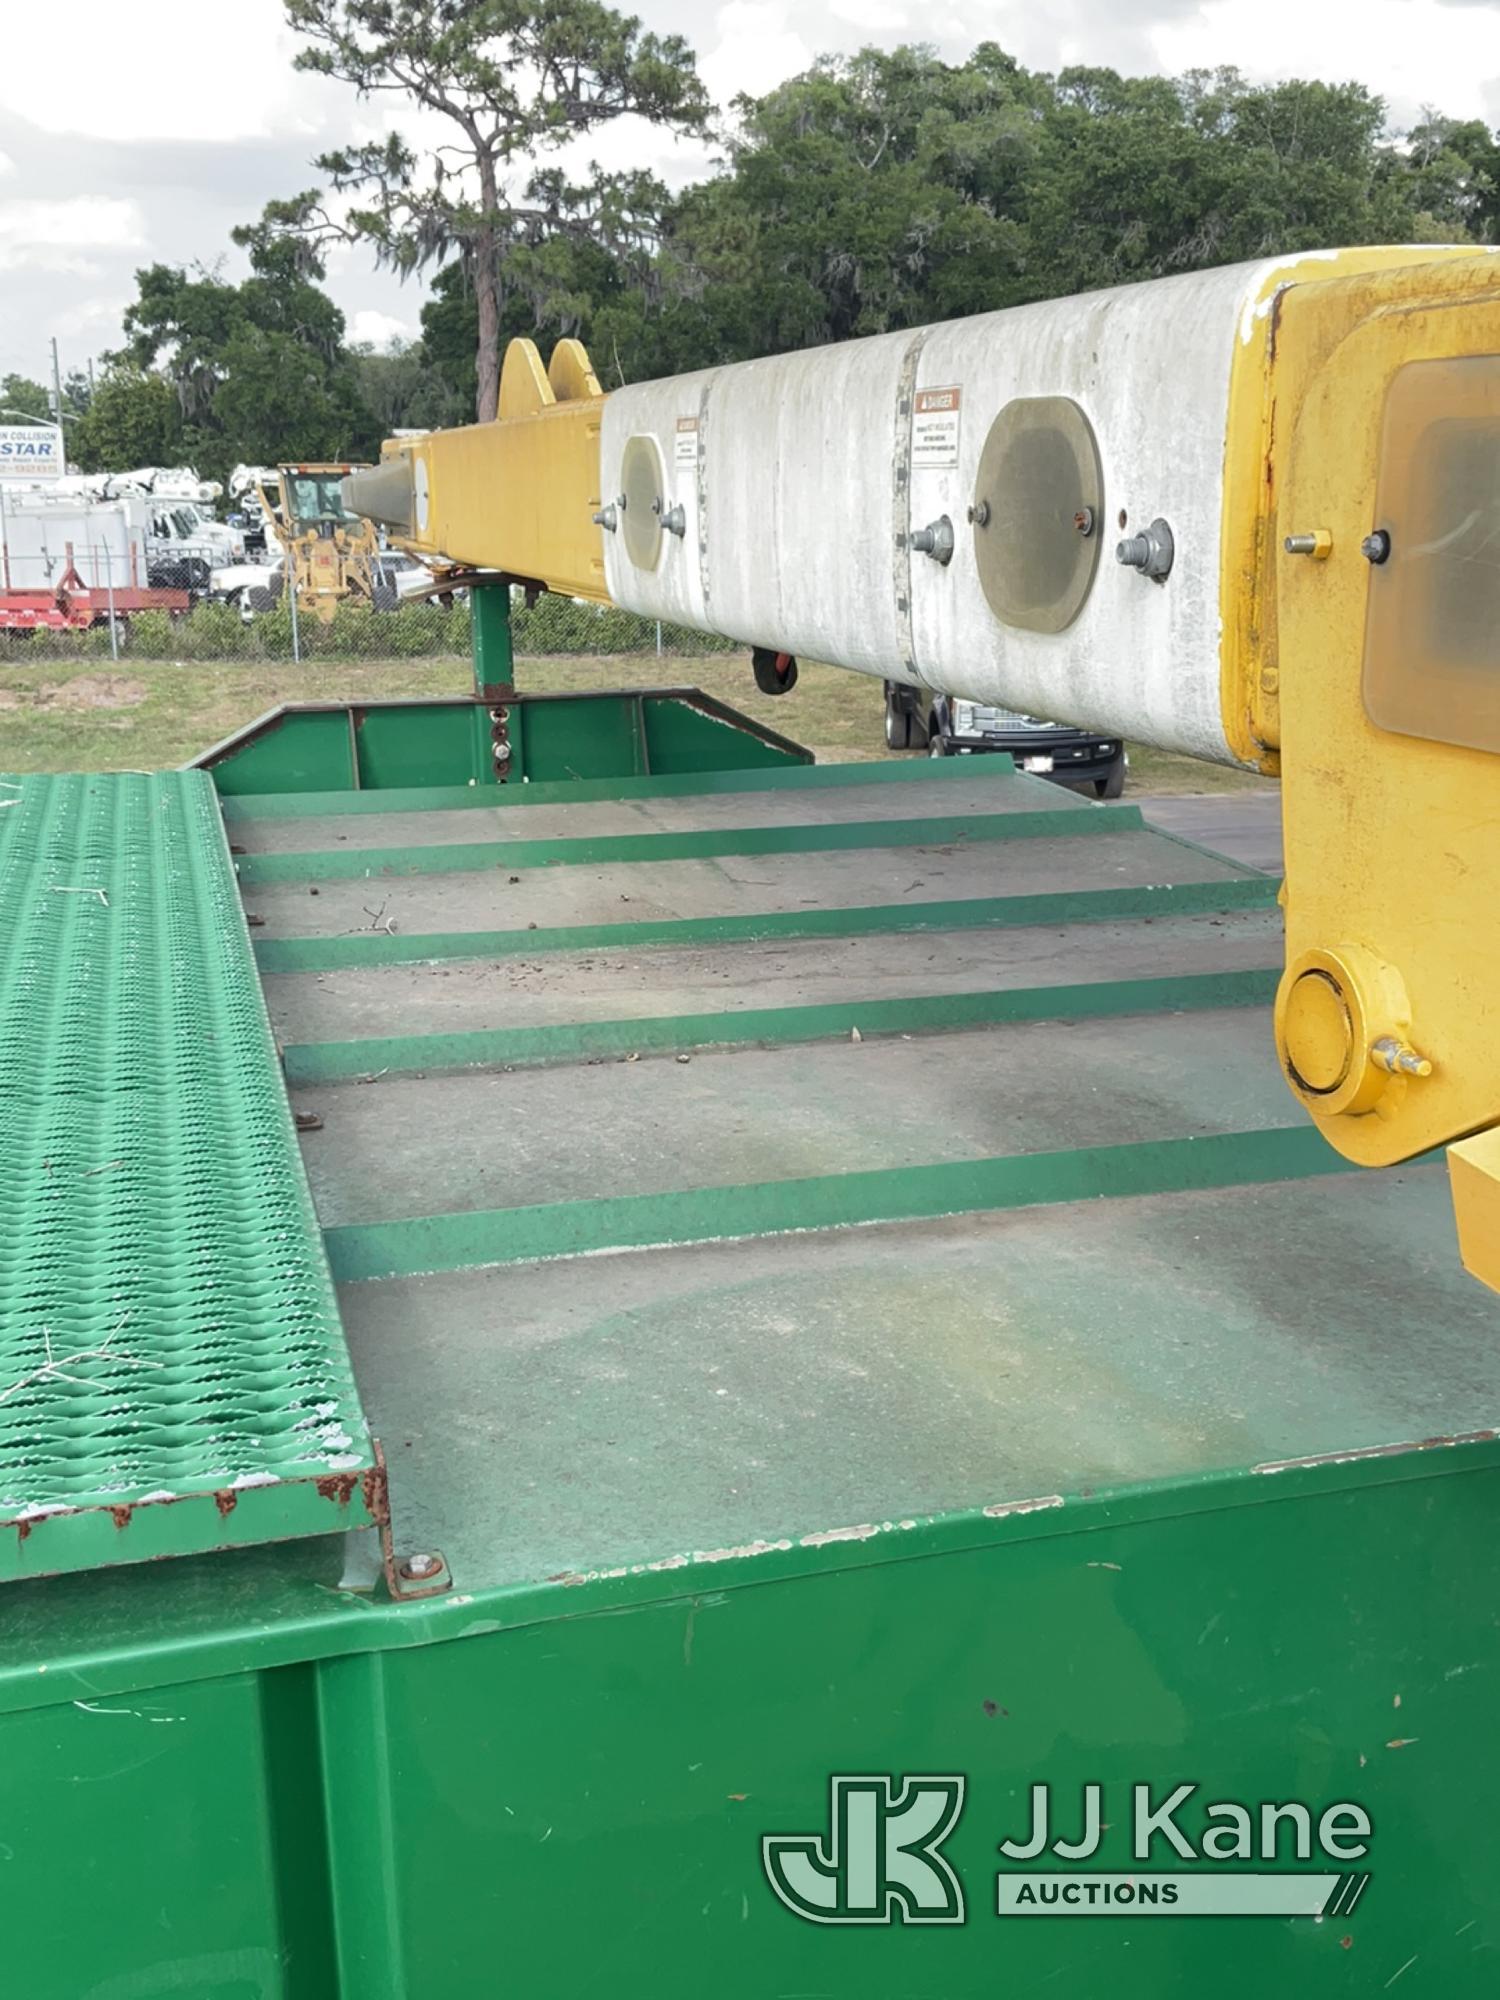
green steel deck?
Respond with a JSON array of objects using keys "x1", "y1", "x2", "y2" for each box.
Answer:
[
  {"x1": 10, "y1": 749, "x2": 1496, "y2": 1599},
  {"x1": 7, "y1": 746, "x2": 1500, "y2": 1999},
  {"x1": 0, "y1": 772, "x2": 376, "y2": 1581},
  {"x1": 217, "y1": 751, "x2": 1496, "y2": 1588}
]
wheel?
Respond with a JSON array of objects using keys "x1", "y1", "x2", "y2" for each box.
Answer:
[
  {"x1": 245, "y1": 586, "x2": 276, "y2": 614},
  {"x1": 928, "y1": 723, "x2": 949, "y2": 757},
  {"x1": 751, "y1": 647, "x2": 798, "y2": 696},
  {"x1": 884, "y1": 687, "x2": 928, "y2": 749},
  {"x1": 1094, "y1": 753, "x2": 1126, "y2": 799},
  {"x1": 371, "y1": 583, "x2": 399, "y2": 612}
]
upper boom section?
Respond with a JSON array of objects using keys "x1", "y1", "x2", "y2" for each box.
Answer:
[
  {"x1": 349, "y1": 248, "x2": 1487, "y2": 769},
  {"x1": 346, "y1": 250, "x2": 1500, "y2": 1286}
]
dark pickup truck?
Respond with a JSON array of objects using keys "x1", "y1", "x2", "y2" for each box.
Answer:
[{"x1": 884, "y1": 682, "x2": 1126, "y2": 799}]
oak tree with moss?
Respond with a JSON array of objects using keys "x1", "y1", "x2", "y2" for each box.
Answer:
[{"x1": 260, "y1": 0, "x2": 710, "y2": 420}]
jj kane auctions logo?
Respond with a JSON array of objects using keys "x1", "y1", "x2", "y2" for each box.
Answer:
[{"x1": 762, "y1": 1777, "x2": 1373, "y2": 1924}]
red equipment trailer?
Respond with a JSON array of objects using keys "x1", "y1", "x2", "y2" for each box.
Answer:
[{"x1": 0, "y1": 547, "x2": 188, "y2": 631}]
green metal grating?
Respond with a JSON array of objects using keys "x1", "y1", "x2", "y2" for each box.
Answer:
[{"x1": 0, "y1": 772, "x2": 376, "y2": 1582}]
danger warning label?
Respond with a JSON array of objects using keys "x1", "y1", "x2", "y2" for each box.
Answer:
[{"x1": 911, "y1": 386, "x2": 961, "y2": 469}]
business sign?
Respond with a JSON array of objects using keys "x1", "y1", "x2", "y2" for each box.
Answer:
[
  {"x1": 763, "y1": 1774, "x2": 1375, "y2": 1927},
  {"x1": 0, "y1": 424, "x2": 64, "y2": 480}
]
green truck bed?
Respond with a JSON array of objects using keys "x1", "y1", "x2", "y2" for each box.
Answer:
[{"x1": 3, "y1": 705, "x2": 1498, "y2": 1999}]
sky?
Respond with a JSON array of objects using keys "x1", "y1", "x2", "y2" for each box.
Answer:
[{"x1": 3, "y1": 0, "x2": 1500, "y2": 389}]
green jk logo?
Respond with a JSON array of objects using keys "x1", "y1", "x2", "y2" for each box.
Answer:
[{"x1": 762, "y1": 1775, "x2": 967, "y2": 1925}]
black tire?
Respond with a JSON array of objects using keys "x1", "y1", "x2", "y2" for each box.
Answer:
[
  {"x1": 1095, "y1": 753, "x2": 1127, "y2": 800},
  {"x1": 884, "y1": 698, "x2": 912, "y2": 750},
  {"x1": 245, "y1": 586, "x2": 276, "y2": 614},
  {"x1": 928, "y1": 723, "x2": 949, "y2": 757},
  {"x1": 372, "y1": 583, "x2": 399, "y2": 612},
  {"x1": 751, "y1": 647, "x2": 798, "y2": 696}
]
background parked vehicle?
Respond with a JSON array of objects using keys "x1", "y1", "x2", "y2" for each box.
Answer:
[
  {"x1": 48, "y1": 471, "x2": 242, "y2": 586},
  {"x1": 884, "y1": 680, "x2": 1126, "y2": 798},
  {"x1": 210, "y1": 554, "x2": 286, "y2": 612},
  {"x1": 149, "y1": 500, "x2": 243, "y2": 569},
  {"x1": 209, "y1": 550, "x2": 439, "y2": 617},
  {"x1": 0, "y1": 489, "x2": 191, "y2": 630}
]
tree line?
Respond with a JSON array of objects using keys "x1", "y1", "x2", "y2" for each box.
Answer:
[{"x1": 12, "y1": 5, "x2": 1500, "y2": 487}]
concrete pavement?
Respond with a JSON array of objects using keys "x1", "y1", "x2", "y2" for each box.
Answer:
[{"x1": 1141, "y1": 791, "x2": 1283, "y2": 875}]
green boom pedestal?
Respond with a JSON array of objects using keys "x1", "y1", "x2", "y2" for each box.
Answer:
[{"x1": 470, "y1": 580, "x2": 515, "y2": 702}]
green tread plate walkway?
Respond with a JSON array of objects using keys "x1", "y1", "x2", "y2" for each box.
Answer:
[{"x1": 0, "y1": 772, "x2": 376, "y2": 1583}]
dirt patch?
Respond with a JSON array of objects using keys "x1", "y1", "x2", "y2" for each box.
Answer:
[
  {"x1": 0, "y1": 688, "x2": 21, "y2": 709},
  {"x1": 35, "y1": 675, "x2": 148, "y2": 712}
]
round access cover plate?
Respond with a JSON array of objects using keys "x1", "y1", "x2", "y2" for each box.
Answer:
[
  {"x1": 621, "y1": 435, "x2": 665, "y2": 573},
  {"x1": 971, "y1": 397, "x2": 1104, "y2": 634},
  {"x1": 1282, "y1": 968, "x2": 1354, "y2": 1094}
]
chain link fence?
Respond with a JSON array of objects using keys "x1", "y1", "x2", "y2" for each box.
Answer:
[{"x1": 0, "y1": 541, "x2": 738, "y2": 667}]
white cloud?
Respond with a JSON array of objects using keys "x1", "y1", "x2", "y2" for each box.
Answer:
[
  {"x1": 348, "y1": 308, "x2": 414, "y2": 349},
  {"x1": 0, "y1": 8, "x2": 341, "y2": 143},
  {"x1": 548, "y1": 111, "x2": 715, "y2": 192},
  {"x1": 53, "y1": 293, "x2": 137, "y2": 341},
  {"x1": 7, "y1": 0, "x2": 1500, "y2": 384},
  {"x1": 0, "y1": 197, "x2": 144, "y2": 270},
  {"x1": 1153, "y1": 0, "x2": 1500, "y2": 127},
  {"x1": 700, "y1": 1, "x2": 818, "y2": 104},
  {"x1": 827, "y1": 0, "x2": 912, "y2": 27}
]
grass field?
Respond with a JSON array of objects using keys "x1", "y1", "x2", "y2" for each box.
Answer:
[{"x1": 0, "y1": 651, "x2": 1273, "y2": 794}]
